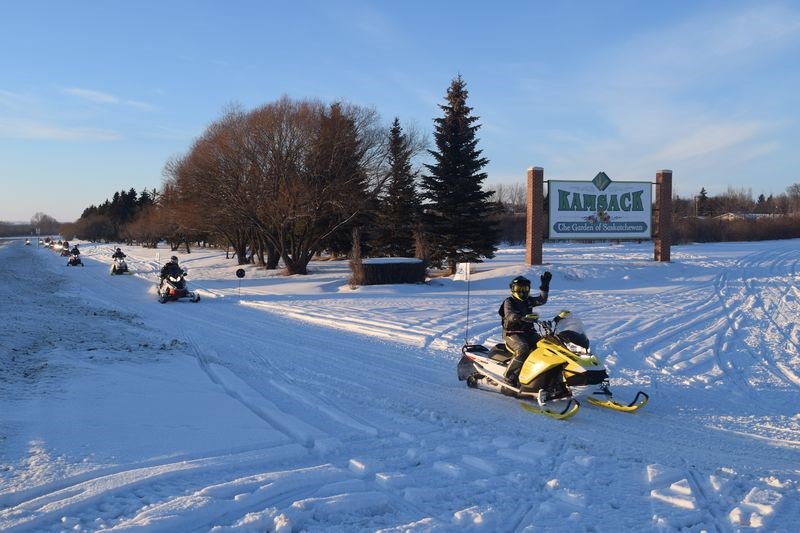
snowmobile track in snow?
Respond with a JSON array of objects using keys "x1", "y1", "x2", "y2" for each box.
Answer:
[{"x1": 5, "y1": 240, "x2": 800, "y2": 531}]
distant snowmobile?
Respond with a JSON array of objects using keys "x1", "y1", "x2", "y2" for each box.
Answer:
[
  {"x1": 157, "y1": 273, "x2": 200, "y2": 303},
  {"x1": 458, "y1": 311, "x2": 648, "y2": 418},
  {"x1": 67, "y1": 255, "x2": 84, "y2": 267},
  {"x1": 110, "y1": 257, "x2": 130, "y2": 275},
  {"x1": 24, "y1": 239, "x2": 31, "y2": 245}
]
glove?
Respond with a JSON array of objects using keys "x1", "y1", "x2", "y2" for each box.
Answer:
[{"x1": 540, "y1": 271, "x2": 552, "y2": 292}]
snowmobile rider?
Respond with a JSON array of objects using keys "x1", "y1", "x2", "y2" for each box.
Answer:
[
  {"x1": 501, "y1": 272, "x2": 552, "y2": 386},
  {"x1": 112, "y1": 247, "x2": 126, "y2": 260},
  {"x1": 160, "y1": 256, "x2": 184, "y2": 281},
  {"x1": 70, "y1": 244, "x2": 80, "y2": 257}
]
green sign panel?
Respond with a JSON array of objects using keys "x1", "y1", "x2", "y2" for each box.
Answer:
[{"x1": 548, "y1": 173, "x2": 652, "y2": 240}]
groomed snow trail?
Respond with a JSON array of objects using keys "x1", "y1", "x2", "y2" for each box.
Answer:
[{"x1": 1, "y1": 239, "x2": 799, "y2": 532}]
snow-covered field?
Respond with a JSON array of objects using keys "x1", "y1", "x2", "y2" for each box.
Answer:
[{"x1": 1, "y1": 237, "x2": 799, "y2": 532}]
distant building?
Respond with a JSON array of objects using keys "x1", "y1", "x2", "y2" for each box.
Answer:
[{"x1": 714, "y1": 213, "x2": 777, "y2": 221}]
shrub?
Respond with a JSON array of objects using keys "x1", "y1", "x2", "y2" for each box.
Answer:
[{"x1": 349, "y1": 258, "x2": 426, "y2": 286}]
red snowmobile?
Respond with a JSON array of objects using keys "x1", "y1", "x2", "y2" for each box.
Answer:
[{"x1": 157, "y1": 273, "x2": 200, "y2": 303}]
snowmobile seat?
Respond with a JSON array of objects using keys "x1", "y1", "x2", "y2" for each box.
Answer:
[
  {"x1": 461, "y1": 344, "x2": 489, "y2": 355},
  {"x1": 487, "y1": 343, "x2": 514, "y2": 363}
]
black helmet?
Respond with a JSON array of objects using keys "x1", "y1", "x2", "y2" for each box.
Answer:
[
  {"x1": 116, "y1": 247, "x2": 121, "y2": 252},
  {"x1": 170, "y1": 256, "x2": 178, "y2": 263},
  {"x1": 510, "y1": 276, "x2": 531, "y2": 300}
]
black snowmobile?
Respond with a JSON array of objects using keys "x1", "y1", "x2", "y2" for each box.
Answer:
[
  {"x1": 67, "y1": 254, "x2": 84, "y2": 267},
  {"x1": 110, "y1": 257, "x2": 130, "y2": 275}
]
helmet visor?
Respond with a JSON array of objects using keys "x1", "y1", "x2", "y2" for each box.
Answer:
[{"x1": 511, "y1": 280, "x2": 531, "y2": 299}]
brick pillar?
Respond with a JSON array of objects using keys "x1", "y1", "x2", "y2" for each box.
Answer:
[
  {"x1": 526, "y1": 167, "x2": 544, "y2": 265},
  {"x1": 654, "y1": 169, "x2": 672, "y2": 262}
]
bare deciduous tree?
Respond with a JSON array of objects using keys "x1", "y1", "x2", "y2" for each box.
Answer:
[
  {"x1": 30, "y1": 212, "x2": 60, "y2": 234},
  {"x1": 165, "y1": 97, "x2": 388, "y2": 275},
  {"x1": 491, "y1": 183, "x2": 526, "y2": 213},
  {"x1": 786, "y1": 183, "x2": 800, "y2": 214}
]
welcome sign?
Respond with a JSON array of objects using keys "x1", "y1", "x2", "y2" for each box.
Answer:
[{"x1": 548, "y1": 172, "x2": 652, "y2": 239}]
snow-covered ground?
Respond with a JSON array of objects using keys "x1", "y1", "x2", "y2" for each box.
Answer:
[{"x1": 1, "y1": 237, "x2": 799, "y2": 532}]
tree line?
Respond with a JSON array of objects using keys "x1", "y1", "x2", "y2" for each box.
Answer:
[
  {"x1": 483, "y1": 182, "x2": 800, "y2": 246},
  {"x1": 20, "y1": 75, "x2": 798, "y2": 253},
  {"x1": 58, "y1": 188, "x2": 157, "y2": 244},
  {"x1": 15, "y1": 174, "x2": 800, "y2": 249},
  {"x1": 671, "y1": 184, "x2": 800, "y2": 243},
  {"x1": 59, "y1": 76, "x2": 499, "y2": 275},
  {"x1": 672, "y1": 185, "x2": 800, "y2": 218}
]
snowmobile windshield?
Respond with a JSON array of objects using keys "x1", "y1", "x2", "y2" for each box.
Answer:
[{"x1": 554, "y1": 316, "x2": 590, "y2": 349}]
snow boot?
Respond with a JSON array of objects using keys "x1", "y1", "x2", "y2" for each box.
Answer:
[{"x1": 504, "y1": 355, "x2": 525, "y2": 387}]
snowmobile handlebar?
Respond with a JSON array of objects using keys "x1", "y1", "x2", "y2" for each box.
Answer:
[{"x1": 530, "y1": 310, "x2": 572, "y2": 336}]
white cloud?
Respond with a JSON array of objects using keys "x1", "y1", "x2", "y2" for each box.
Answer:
[
  {"x1": 650, "y1": 121, "x2": 766, "y2": 162},
  {"x1": 64, "y1": 87, "x2": 119, "y2": 104},
  {"x1": 0, "y1": 90, "x2": 36, "y2": 109},
  {"x1": 0, "y1": 118, "x2": 123, "y2": 141},
  {"x1": 513, "y1": 3, "x2": 800, "y2": 190},
  {"x1": 599, "y1": 3, "x2": 800, "y2": 93},
  {"x1": 569, "y1": 2, "x2": 800, "y2": 122},
  {"x1": 63, "y1": 87, "x2": 155, "y2": 110}
]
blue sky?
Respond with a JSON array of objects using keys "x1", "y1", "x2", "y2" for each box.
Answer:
[{"x1": 1, "y1": 0, "x2": 799, "y2": 223}]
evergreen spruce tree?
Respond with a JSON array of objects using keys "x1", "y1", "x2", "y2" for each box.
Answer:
[
  {"x1": 697, "y1": 187, "x2": 710, "y2": 217},
  {"x1": 374, "y1": 118, "x2": 419, "y2": 257},
  {"x1": 421, "y1": 75, "x2": 497, "y2": 273},
  {"x1": 138, "y1": 189, "x2": 155, "y2": 209}
]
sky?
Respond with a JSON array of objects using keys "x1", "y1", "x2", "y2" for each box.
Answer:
[{"x1": 1, "y1": 0, "x2": 799, "y2": 223}]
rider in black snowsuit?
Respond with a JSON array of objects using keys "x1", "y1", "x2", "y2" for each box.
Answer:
[
  {"x1": 112, "y1": 247, "x2": 126, "y2": 260},
  {"x1": 501, "y1": 272, "x2": 552, "y2": 386},
  {"x1": 160, "y1": 256, "x2": 184, "y2": 281}
]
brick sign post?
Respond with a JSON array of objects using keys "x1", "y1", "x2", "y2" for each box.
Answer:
[
  {"x1": 525, "y1": 167, "x2": 544, "y2": 265},
  {"x1": 654, "y1": 169, "x2": 672, "y2": 262}
]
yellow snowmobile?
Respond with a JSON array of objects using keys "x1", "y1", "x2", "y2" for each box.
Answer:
[{"x1": 458, "y1": 311, "x2": 648, "y2": 416}]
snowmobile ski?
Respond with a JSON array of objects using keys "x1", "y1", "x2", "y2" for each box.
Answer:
[
  {"x1": 464, "y1": 372, "x2": 580, "y2": 420},
  {"x1": 586, "y1": 390, "x2": 649, "y2": 412},
  {"x1": 520, "y1": 398, "x2": 580, "y2": 420}
]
